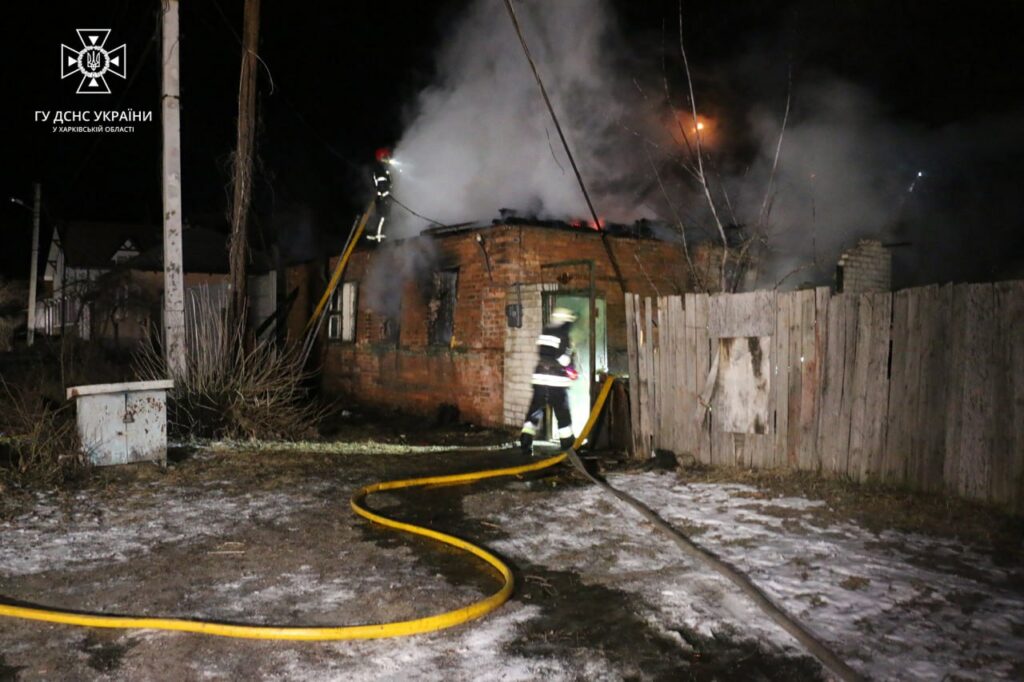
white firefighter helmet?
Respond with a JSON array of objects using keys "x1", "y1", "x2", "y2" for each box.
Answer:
[{"x1": 550, "y1": 307, "x2": 577, "y2": 324}]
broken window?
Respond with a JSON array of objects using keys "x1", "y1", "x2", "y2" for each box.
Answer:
[
  {"x1": 327, "y1": 281, "x2": 357, "y2": 342},
  {"x1": 379, "y1": 316, "x2": 399, "y2": 346},
  {"x1": 428, "y1": 269, "x2": 458, "y2": 347}
]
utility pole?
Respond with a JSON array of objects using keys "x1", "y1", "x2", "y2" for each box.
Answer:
[
  {"x1": 228, "y1": 0, "x2": 261, "y2": 327},
  {"x1": 26, "y1": 182, "x2": 41, "y2": 346},
  {"x1": 161, "y1": 0, "x2": 186, "y2": 378}
]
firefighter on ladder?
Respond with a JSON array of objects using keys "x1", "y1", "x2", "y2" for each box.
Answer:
[
  {"x1": 369, "y1": 147, "x2": 393, "y2": 241},
  {"x1": 520, "y1": 307, "x2": 580, "y2": 455}
]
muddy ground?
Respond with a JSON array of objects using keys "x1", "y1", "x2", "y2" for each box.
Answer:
[{"x1": 1, "y1": 420, "x2": 1022, "y2": 680}]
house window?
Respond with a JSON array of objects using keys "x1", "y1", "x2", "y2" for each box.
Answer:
[
  {"x1": 428, "y1": 269, "x2": 458, "y2": 347},
  {"x1": 327, "y1": 281, "x2": 357, "y2": 342},
  {"x1": 380, "y1": 316, "x2": 399, "y2": 346}
]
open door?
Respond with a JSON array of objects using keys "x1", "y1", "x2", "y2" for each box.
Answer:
[{"x1": 542, "y1": 293, "x2": 607, "y2": 440}]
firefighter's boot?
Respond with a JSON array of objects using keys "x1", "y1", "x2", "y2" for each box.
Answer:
[
  {"x1": 560, "y1": 437, "x2": 575, "y2": 452},
  {"x1": 519, "y1": 433, "x2": 534, "y2": 456}
]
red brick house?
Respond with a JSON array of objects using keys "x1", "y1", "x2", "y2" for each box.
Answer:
[{"x1": 320, "y1": 222, "x2": 709, "y2": 433}]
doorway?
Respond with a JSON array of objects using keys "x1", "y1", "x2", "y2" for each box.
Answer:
[{"x1": 541, "y1": 293, "x2": 607, "y2": 439}]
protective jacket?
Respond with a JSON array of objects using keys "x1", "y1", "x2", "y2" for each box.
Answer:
[
  {"x1": 372, "y1": 161, "x2": 392, "y2": 200},
  {"x1": 531, "y1": 321, "x2": 575, "y2": 387}
]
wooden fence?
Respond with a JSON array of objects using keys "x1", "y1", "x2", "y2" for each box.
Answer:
[{"x1": 624, "y1": 281, "x2": 1024, "y2": 512}]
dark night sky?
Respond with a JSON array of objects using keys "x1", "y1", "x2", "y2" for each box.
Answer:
[{"x1": 2, "y1": 0, "x2": 1022, "y2": 278}]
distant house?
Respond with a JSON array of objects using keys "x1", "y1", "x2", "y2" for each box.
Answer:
[
  {"x1": 38, "y1": 221, "x2": 281, "y2": 346},
  {"x1": 320, "y1": 221, "x2": 713, "y2": 432},
  {"x1": 39, "y1": 220, "x2": 161, "y2": 341}
]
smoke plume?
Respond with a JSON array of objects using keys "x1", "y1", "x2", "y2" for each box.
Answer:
[
  {"x1": 390, "y1": 0, "x2": 659, "y2": 238},
  {"x1": 384, "y1": 0, "x2": 1024, "y2": 288}
]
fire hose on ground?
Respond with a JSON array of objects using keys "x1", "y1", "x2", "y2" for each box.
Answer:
[
  {"x1": 0, "y1": 375, "x2": 861, "y2": 679},
  {"x1": 0, "y1": 381, "x2": 612, "y2": 641}
]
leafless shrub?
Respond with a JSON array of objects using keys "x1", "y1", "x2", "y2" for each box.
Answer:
[
  {"x1": 0, "y1": 378, "x2": 86, "y2": 487},
  {"x1": 0, "y1": 277, "x2": 27, "y2": 352},
  {"x1": 0, "y1": 277, "x2": 26, "y2": 309},
  {"x1": 0, "y1": 317, "x2": 18, "y2": 353},
  {"x1": 134, "y1": 287, "x2": 324, "y2": 441}
]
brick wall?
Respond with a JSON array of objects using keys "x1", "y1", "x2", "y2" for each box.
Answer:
[
  {"x1": 322, "y1": 224, "x2": 698, "y2": 427},
  {"x1": 837, "y1": 239, "x2": 892, "y2": 293},
  {"x1": 501, "y1": 283, "x2": 550, "y2": 427}
]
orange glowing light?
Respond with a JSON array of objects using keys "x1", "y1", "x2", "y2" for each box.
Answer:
[{"x1": 670, "y1": 111, "x2": 717, "y2": 147}]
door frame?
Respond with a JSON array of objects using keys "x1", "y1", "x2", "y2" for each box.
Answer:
[{"x1": 540, "y1": 259, "x2": 603, "y2": 439}]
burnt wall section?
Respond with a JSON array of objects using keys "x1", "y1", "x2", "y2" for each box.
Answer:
[{"x1": 321, "y1": 224, "x2": 698, "y2": 427}]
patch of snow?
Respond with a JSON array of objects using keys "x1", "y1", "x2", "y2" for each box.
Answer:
[
  {"x1": 0, "y1": 485, "x2": 328, "y2": 576},
  {"x1": 471, "y1": 472, "x2": 1024, "y2": 680}
]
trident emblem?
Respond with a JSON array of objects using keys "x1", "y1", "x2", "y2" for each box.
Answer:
[{"x1": 61, "y1": 29, "x2": 127, "y2": 95}]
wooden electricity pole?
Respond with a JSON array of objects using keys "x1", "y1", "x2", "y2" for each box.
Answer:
[
  {"x1": 228, "y1": 0, "x2": 261, "y2": 326},
  {"x1": 161, "y1": 0, "x2": 186, "y2": 377},
  {"x1": 26, "y1": 182, "x2": 41, "y2": 346}
]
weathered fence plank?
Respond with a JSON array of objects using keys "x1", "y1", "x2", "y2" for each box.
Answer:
[
  {"x1": 624, "y1": 294, "x2": 642, "y2": 459},
  {"x1": 847, "y1": 294, "x2": 873, "y2": 480},
  {"x1": 904, "y1": 286, "x2": 928, "y2": 488},
  {"x1": 638, "y1": 297, "x2": 655, "y2": 457},
  {"x1": 907, "y1": 286, "x2": 929, "y2": 488},
  {"x1": 884, "y1": 288, "x2": 910, "y2": 483},
  {"x1": 958, "y1": 284, "x2": 996, "y2": 500},
  {"x1": 818, "y1": 293, "x2": 845, "y2": 474},
  {"x1": 990, "y1": 283, "x2": 1018, "y2": 507},
  {"x1": 773, "y1": 291, "x2": 791, "y2": 469},
  {"x1": 996, "y1": 281, "x2": 1024, "y2": 512},
  {"x1": 708, "y1": 290, "x2": 776, "y2": 337},
  {"x1": 920, "y1": 285, "x2": 952, "y2": 492},
  {"x1": 682, "y1": 294, "x2": 699, "y2": 462},
  {"x1": 785, "y1": 292, "x2": 804, "y2": 467},
  {"x1": 864, "y1": 292, "x2": 892, "y2": 481},
  {"x1": 694, "y1": 293, "x2": 712, "y2": 464},
  {"x1": 796, "y1": 289, "x2": 827, "y2": 471},
  {"x1": 624, "y1": 281, "x2": 1024, "y2": 510},
  {"x1": 670, "y1": 296, "x2": 687, "y2": 456},
  {"x1": 944, "y1": 285, "x2": 969, "y2": 493}
]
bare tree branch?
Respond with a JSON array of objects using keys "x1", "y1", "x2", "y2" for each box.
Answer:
[
  {"x1": 677, "y1": 2, "x2": 729, "y2": 291},
  {"x1": 645, "y1": 146, "x2": 706, "y2": 292},
  {"x1": 758, "y1": 64, "x2": 793, "y2": 230}
]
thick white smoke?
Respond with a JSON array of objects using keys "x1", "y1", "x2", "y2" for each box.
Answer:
[
  {"x1": 724, "y1": 80, "x2": 921, "y2": 288},
  {"x1": 390, "y1": 0, "x2": 657, "y2": 238},
  {"x1": 381, "y1": 0, "x2": 1023, "y2": 289}
]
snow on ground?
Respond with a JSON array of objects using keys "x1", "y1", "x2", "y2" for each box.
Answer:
[
  {"x1": 479, "y1": 472, "x2": 1023, "y2": 680},
  {"x1": 0, "y1": 480, "x2": 332, "y2": 576},
  {"x1": 1, "y1": 458, "x2": 1021, "y2": 680}
]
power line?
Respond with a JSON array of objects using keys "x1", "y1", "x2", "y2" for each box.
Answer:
[
  {"x1": 391, "y1": 194, "x2": 445, "y2": 227},
  {"x1": 501, "y1": 0, "x2": 625, "y2": 291}
]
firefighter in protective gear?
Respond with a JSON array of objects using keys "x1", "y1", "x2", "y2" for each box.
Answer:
[
  {"x1": 369, "y1": 147, "x2": 393, "y2": 241},
  {"x1": 520, "y1": 307, "x2": 579, "y2": 455}
]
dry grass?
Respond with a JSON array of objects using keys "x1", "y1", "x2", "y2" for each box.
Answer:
[
  {"x1": 0, "y1": 277, "x2": 27, "y2": 352},
  {"x1": 0, "y1": 378, "x2": 86, "y2": 488},
  {"x1": 135, "y1": 287, "x2": 324, "y2": 441},
  {"x1": 0, "y1": 277, "x2": 25, "y2": 309}
]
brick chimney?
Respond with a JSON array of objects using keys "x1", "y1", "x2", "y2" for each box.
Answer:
[{"x1": 836, "y1": 239, "x2": 891, "y2": 293}]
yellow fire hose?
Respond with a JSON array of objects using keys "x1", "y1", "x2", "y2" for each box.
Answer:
[
  {"x1": 0, "y1": 378, "x2": 616, "y2": 640},
  {"x1": 303, "y1": 200, "x2": 375, "y2": 337}
]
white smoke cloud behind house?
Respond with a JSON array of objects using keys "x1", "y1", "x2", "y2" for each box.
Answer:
[
  {"x1": 383, "y1": 0, "x2": 1024, "y2": 288},
  {"x1": 390, "y1": 0, "x2": 660, "y2": 238}
]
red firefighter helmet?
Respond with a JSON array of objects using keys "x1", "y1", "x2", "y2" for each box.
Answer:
[{"x1": 374, "y1": 147, "x2": 392, "y2": 162}]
